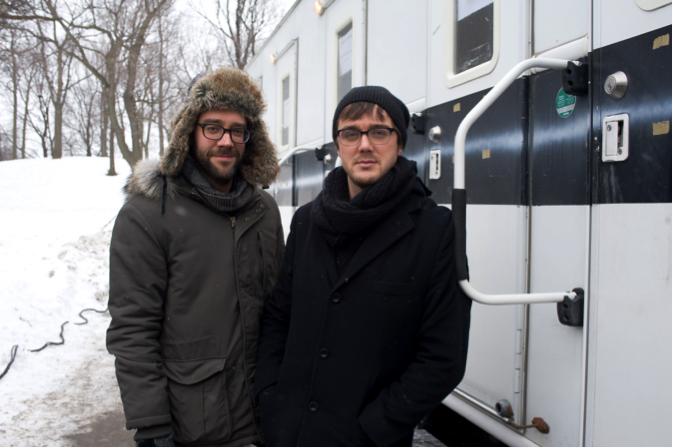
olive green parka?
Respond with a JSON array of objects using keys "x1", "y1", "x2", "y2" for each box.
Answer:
[{"x1": 106, "y1": 67, "x2": 283, "y2": 446}]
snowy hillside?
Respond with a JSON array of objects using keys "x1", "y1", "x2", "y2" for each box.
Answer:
[{"x1": 0, "y1": 157, "x2": 133, "y2": 446}]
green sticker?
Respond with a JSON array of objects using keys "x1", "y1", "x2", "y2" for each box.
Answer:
[{"x1": 556, "y1": 88, "x2": 576, "y2": 118}]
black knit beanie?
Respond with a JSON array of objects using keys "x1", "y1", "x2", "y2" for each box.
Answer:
[{"x1": 332, "y1": 86, "x2": 410, "y2": 148}]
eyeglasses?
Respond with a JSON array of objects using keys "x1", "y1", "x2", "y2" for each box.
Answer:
[
  {"x1": 336, "y1": 127, "x2": 397, "y2": 146},
  {"x1": 197, "y1": 124, "x2": 251, "y2": 143}
]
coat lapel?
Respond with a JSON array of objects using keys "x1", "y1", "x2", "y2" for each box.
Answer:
[{"x1": 334, "y1": 195, "x2": 421, "y2": 290}]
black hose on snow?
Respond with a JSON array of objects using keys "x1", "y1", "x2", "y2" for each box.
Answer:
[
  {"x1": 0, "y1": 345, "x2": 18, "y2": 380},
  {"x1": 1, "y1": 303, "x2": 110, "y2": 381},
  {"x1": 74, "y1": 307, "x2": 109, "y2": 325},
  {"x1": 29, "y1": 321, "x2": 69, "y2": 352}
]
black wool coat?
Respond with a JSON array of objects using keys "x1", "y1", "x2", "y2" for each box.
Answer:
[{"x1": 255, "y1": 184, "x2": 472, "y2": 447}]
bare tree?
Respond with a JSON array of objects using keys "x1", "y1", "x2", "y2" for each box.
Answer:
[
  {"x1": 196, "y1": 0, "x2": 280, "y2": 70},
  {"x1": 107, "y1": 95, "x2": 116, "y2": 175},
  {"x1": 17, "y1": 57, "x2": 39, "y2": 158},
  {"x1": 0, "y1": 0, "x2": 54, "y2": 24},
  {"x1": 0, "y1": 125, "x2": 11, "y2": 161},
  {"x1": 41, "y1": 0, "x2": 172, "y2": 170},
  {"x1": 0, "y1": 26, "x2": 43, "y2": 160},
  {"x1": 29, "y1": 78, "x2": 54, "y2": 158},
  {"x1": 99, "y1": 87, "x2": 108, "y2": 157},
  {"x1": 68, "y1": 75, "x2": 99, "y2": 156},
  {"x1": 0, "y1": 0, "x2": 284, "y2": 163},
  {"x1": 33, "y1": 18, "x2": 81, "y2": 159},
  {"x1": 135, "y1": 65, "x2": 156, "y2": 159}
]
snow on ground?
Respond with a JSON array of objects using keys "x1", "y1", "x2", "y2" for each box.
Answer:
[{"x1": 0, "y1": 157, "x2": 134, "y2": 446}]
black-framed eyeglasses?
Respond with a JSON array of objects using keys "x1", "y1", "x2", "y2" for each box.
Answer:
[
  {"x1": 197, "y1": 123, "x2": 251, "y2": 143},
  {"x1": 336, "y1": 127, "x2": 397, "y2": 146}
]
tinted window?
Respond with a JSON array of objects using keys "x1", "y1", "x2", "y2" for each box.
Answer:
[
  {"x1": 337, "y1": 22, "x2": 353, "y2": 101},
  {"x1": 282, "y1": 76, "x2": 290, "y2": 146},
  {"x1": 455, "y1": 1, "x2": 494, "y2": 74}
]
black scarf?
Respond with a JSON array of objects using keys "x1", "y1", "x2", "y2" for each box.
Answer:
[
  {"x1": 182, "y1": 157, "x2": 255, "y2": 213},
  {"x1": 311, "y1": 156, "x2": 418, "y2": 275}
]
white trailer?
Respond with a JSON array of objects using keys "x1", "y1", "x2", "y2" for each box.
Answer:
[{"x1": 246, "y1": 1, "x2": 672, "y2": 445}]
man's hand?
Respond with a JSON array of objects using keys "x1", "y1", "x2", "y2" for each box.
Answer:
[{"x1": 135, "y1": 433, "x2": 175, "y2": 447}]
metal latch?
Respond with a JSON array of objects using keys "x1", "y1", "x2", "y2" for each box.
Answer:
[
  {"x1": 411, "y1": 112, "x2": 425, "y2": 135},
  {"x1": 429, "y1": 149, "x2": 441, "y2": 179},
  {"x1": 602, "y1": 114, "x2": 629, "y2": 162},
  {"x1": 557, "y1": 288, "x2": 584, "y2": 326}
]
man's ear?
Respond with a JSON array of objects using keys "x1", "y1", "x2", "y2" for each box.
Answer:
[{"x1": 397, "y1": 145, "x2": 404, "y2": 156}]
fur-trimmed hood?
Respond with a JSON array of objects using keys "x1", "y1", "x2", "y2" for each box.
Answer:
[
  {"x1": 159, "y1": 67, "x2": 279, "y2": 186},
  {"x1": 125, "y1": 159, "x2": 178, "y2": 200}
]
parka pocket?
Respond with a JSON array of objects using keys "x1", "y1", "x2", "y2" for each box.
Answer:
[{"x1": 163, "y1": 357, "x2": 231, "y2": 444}]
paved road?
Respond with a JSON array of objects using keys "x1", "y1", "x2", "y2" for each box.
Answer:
[{"x1": 61, "y1": 408, "x2": 445, "y2": 447}]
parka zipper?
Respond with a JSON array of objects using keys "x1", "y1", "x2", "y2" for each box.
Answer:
[{"x1": 228, "y1": 209, "x2": 264, "y2": 443}]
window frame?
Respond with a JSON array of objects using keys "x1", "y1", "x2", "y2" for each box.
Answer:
[
  {"x1": 332, "y1": 14, "x2": 355, "y2": 109},
  {"x1": 336, "y1": 20, "x2": 354, "y2": 102},
  {"x1": 280, "y1": 74, "x2": 291, "y2": 148},
  {"x1": 443, "y1": 0, "x2": 501, "y2": 88}
]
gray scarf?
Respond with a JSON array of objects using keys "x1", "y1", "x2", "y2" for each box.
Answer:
[{"x1": 182, "y1": 157, "x2": 255, "y2": 213}]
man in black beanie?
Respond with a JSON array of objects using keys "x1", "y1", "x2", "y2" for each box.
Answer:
[{"x1": 255, "y1": 86, "x2": 472, "y2": 446}]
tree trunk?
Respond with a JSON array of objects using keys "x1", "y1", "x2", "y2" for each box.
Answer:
[
  {"x1": 107, "y1": 124, "x2": 117, "y2": 176},
  {"x1": 104, "y1": 48, "x2": 139, "y2": 170},
  {"x1": 100, "y1": 89, "x2": 108, "y2": 157},
  {"x1": 11, "y1": 47, "x2": 18, "y2": 160},
  {"x1": 13, "y1": 86, "x2": 19, "y2": 159},
  {"x1": 52, "y1": 101, "x2": 63, "y2": 158},
  {"x1": 51, "y1": 46, "x2": 65, "y2": 159},
  {"x1": 143, "y1": 119, "x2": 150, "y2": 159},
  {"x1": 20, "y1": 77, "x2": 31, "y2": 159}
]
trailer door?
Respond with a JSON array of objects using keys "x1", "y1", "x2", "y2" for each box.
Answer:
[{"x1": 425, "y1": 1, "x2": 592, "y2": 445}]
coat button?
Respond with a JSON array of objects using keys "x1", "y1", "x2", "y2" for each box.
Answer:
[
  {"x1": 330, "y1": 293, "x2": 341, "y2": 304},
  {"x1": 319, "y1": 348, "x2": 329, "y2": 359},
  {"x1": 308, "y1": 401, "x2": 319, "y2": 412}
]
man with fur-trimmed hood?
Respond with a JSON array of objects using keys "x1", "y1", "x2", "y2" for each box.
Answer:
[{"x1": 107, "y1": 67, "x2": 283, "y2": 447}]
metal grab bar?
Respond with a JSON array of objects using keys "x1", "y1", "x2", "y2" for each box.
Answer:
[
  {"x1": 453, "y1": 58, "x2": 578, "y2": 305},
  {"x1": 278, "y1": 145, "x2": 342, "y2": 167},
  {"x1": 277, "y1": 146, "x2": 316, "y2": 166}
]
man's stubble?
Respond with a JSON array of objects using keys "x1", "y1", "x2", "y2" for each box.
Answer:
[{"x1": 195, "y1": 146, "x2": 241, "y2": 185}]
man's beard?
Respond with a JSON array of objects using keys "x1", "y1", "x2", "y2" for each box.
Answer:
[{"x1": 195, "y1": 148, "x2": 241, "y2": 185}]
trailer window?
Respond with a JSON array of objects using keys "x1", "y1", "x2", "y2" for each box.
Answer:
[
  {"x1": 337, "y1": 22, "x2": 353, "y2": 101},
  {"x1": 455, "y1": 1, "x2": 493, "y2": 73},
  {"x1": 282, "y1": 75, "x2": 290, "y2": 147},
  {"x1": 444, "y1": 0, "x2": 500, "y2": 88}
]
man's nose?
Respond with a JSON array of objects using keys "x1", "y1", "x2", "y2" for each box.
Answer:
[
  {"x1": 359, "y1": 133, "x2": 374, "y2": 150},
  {"x1": 217, "y1": 130, "x2": 234, "y2": 145}
]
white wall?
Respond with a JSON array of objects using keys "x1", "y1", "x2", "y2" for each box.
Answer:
[
  {"x1": 585, "y1": 203, "x2": 672, "y2": 447},
  {"x1": 533, "y1": 0, "x2": 590, "y2": 54},
  {"x1": 594, "y1": 0, "x2": 671, "y2": 49},
  {"x1": 367, "y1": 0, "x2": 428, "y2": 105}
]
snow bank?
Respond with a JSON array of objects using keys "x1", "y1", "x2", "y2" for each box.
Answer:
[{"x1": 0, "y1": 157, "x2": 133, "y2": 446}]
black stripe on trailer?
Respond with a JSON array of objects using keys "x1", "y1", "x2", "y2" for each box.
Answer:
[
  {"x1": 592, "y1": 25, "x2": 672, "y2": 205},
  {"x1": 404, "y1": 123, "x2": 429, "y2": 184},
  {"x1": 529, "y1": 67, "x2": 591, "y2": 206},
  {"x1": 425, "y1": 79, "x2": 529, "y2": 206}
]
